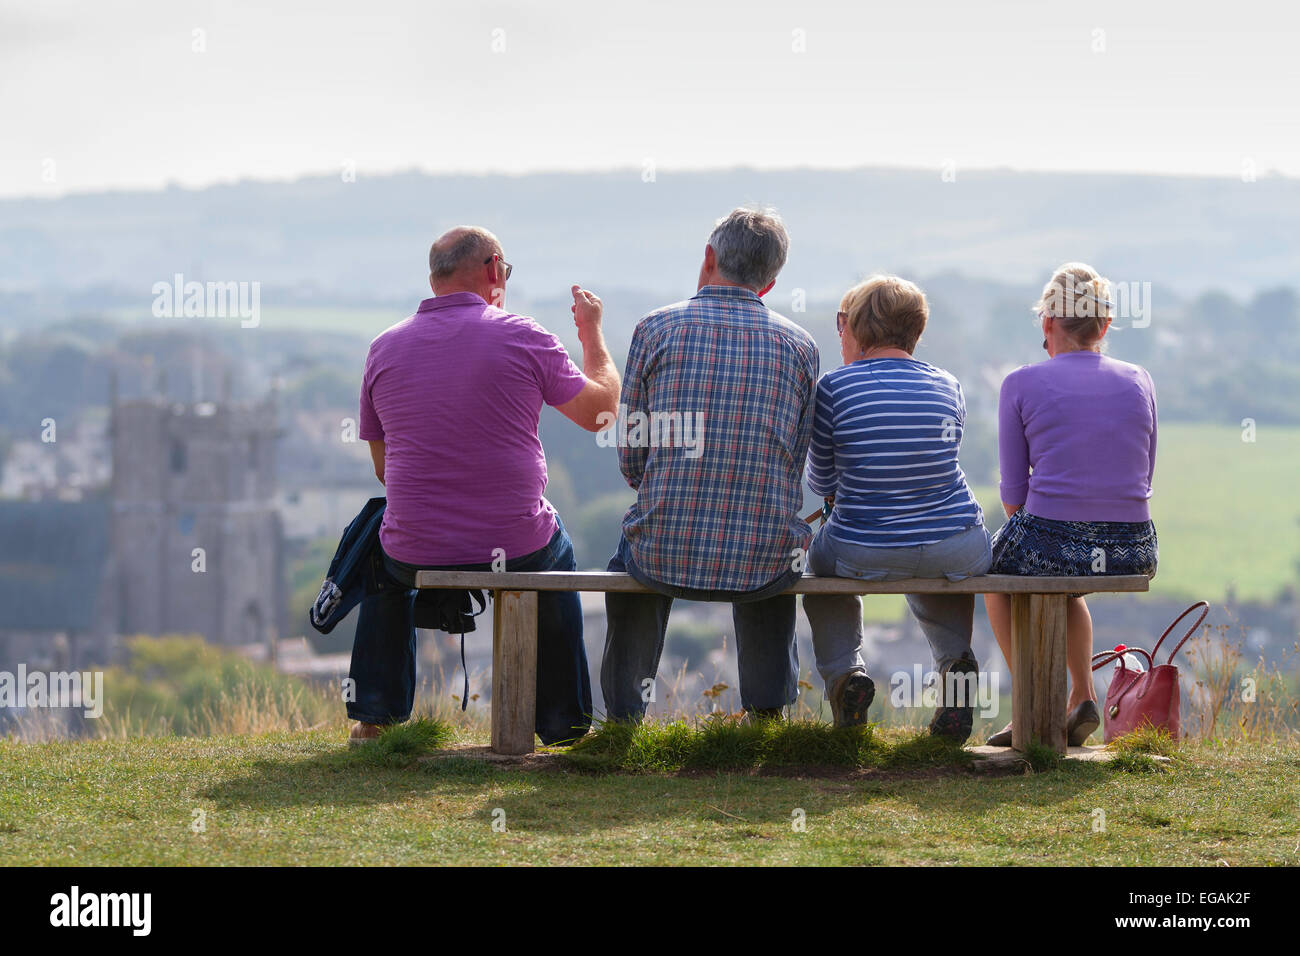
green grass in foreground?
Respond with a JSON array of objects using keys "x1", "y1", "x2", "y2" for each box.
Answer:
[
  {"x1": 564, "y1": 716, "x2": 971, "y2": 773},
  {"x1": 2, "y1": 721, "x2": 1297, "y2": 866}
]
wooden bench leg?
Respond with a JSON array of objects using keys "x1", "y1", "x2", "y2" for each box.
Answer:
[
  {"x1": 1010, "y1": 593, "x2": 1068, "y2": 754},
  {"x1": 491, "y1": 589, "x2": 538, "y2": 755}
]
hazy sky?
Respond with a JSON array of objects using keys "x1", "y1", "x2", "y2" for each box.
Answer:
[{"x1": 3, "y1": 0, "x2": 1297, "y2": 197}]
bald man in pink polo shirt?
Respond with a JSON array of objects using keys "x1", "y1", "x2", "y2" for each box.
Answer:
[{"x1": 348, "y1": 225, "x2": 620, "y2": 746}]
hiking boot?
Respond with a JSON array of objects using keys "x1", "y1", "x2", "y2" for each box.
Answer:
[
  {"x1": 929, "y1": 659, "x2": 978, "y2": 745},
  {"x1": 828, "y1": 671, "x2": 875, "y2": 728},
  {"x1": 747, "y1": 707, "x2": 785, "y2": 723}
]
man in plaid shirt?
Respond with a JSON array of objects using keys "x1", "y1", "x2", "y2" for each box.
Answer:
[{"x1": 601, "y1": 207, "x2": 820, "y2": 721}]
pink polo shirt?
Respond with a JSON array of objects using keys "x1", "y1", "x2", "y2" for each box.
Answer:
[{"x1": 359, "y1": 292, "x2": 587, "y2": 565}]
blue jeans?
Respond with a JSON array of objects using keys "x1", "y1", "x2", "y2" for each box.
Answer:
[
  {"x1": 802, "y1": 523, "x2": 992, "y2": 686},
  {"x1": 600, "y1": 533, "x2": 801, "y2": 722},
  {"x1": 346, "y1": 515, "x2": 592, "y2": 746}
]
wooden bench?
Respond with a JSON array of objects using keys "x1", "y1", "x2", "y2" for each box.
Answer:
[{"x1": 413, "y1": 571, "x2": 1150, "y2": 756}]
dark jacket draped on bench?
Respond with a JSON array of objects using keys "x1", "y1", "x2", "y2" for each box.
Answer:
[{"x1": 309, "y1": 496, "x2": 483, "y2": 636}]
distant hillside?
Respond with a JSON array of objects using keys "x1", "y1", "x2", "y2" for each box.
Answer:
[{"x1": 2, "y1": 167, "x2": 1298, "y2": 313}]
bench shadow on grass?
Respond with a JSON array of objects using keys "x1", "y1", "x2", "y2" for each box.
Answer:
[{"x1": 197, "y1": 719, "x2": 1121, "y2": 837}]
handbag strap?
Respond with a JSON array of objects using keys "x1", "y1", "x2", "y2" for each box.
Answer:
[
  {"x1": 1151, "y1": 601, "x2": 1210, "y2": 665},
  {"x1": 803, "y1": 497, "x2": 834, "y2": 527},
  {"x1": 1091, "y1": 645, "x2": 1153, "y2": 672},
  {"x1": 1099, "y1": 651, "x2": 1161, "y2": 710},
  {"x1": 1092, "y1": 643, "x2": 1160, "y2": 712},
  {"x1": 1099, "y1": 605, "x2": 1209, "y2": 712}
]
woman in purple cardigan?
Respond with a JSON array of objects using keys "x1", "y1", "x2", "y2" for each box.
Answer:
[{"x1": 984, "y1": 263, "x2": 1158, "y2": 747}]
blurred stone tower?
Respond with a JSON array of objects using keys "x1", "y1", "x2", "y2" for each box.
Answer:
[{"x1": 110, "y1": 385, "x2": 285, "y2": 648}]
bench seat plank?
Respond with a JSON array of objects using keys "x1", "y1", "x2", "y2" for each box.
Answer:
[{"x1": 414, "y1": 570, "x2": 1150, "y2": 595}]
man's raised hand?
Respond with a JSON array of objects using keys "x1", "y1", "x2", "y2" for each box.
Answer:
[
  {"x1": 555, "y1": 284, "x2": 620, "y2": 432},
  {"x1": 571, "y1": 284, "x2": 603, "y2": 337}
]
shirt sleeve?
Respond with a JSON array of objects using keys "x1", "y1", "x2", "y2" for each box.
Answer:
[
  {"x1": 530, "y1": 323, "x2": 587, "y2": 408},
  {"x1": 1144, "y1": 368, "x2": 1158, "y2": 495},
  {"x1": 806, "y1": 375, "x2": 838, "y2": 497},
  {"x1": 358, "y1": 345, "x2": 385, "y2": 442},
  {"x1": 792, "y1": 344, "x2": 820, "y2": 481},
  {"x1": 998, "y1": 372, "x2": 1029, "y2": 507},
  {"x1": 618, "y1": 322, "x2": 649, "y2": 490}
]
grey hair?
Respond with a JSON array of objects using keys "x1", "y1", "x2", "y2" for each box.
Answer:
[
  {"x1": 429, "y1": 226, "x2": 499, "y2": 279},
  {"x1": 707, "y1": 206, "x2": 789, "y2": 290}
]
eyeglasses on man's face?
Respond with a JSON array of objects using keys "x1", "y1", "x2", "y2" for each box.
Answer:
[{"x1": 485, "y1": 254, "x2": 512, "y2": 282}]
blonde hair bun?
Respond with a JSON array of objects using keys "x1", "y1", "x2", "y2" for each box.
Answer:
[{"x1": 1033, "y1": 262, "x2": 1113, "y2": 346}]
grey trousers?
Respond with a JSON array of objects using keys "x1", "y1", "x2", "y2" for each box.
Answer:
[{"x1": 801, "y1": 523, "x2": 992, "y2": 686}]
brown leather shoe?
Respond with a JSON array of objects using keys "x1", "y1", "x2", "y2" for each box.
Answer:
[{"x1": 348, "y1": 721, "x2": 382, "y2": 746}]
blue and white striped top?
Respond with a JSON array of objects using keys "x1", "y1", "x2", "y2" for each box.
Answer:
[{"x1": 806, "y1": 358, "x2": 984, "y2": 548}]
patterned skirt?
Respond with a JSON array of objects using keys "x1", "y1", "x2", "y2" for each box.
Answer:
[{"x1": 989, "y1": 510, "x2": 1158, "y2": 592}]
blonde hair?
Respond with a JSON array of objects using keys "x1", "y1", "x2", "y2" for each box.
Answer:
[
  {"x1": 1034, "y1": 262, "x2": 1113, "y2": 348},
  {"x1": 841, "y1": 275, "x2": 928, "y2": 353}
]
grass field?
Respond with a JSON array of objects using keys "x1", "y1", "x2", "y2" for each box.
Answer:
[
  {"x1": 2, "y1": 724, "x2": 1297, "y2": 866},
  {"x1": 1142, "y1": 423, "x2": 1300, "y2": 602}
]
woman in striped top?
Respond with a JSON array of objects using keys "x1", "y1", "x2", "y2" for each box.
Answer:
[{"x1": 802, "y1": 276, "x2": 990, "y2": 742}]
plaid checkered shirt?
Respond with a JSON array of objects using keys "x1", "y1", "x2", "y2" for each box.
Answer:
[{"x1": 617, "y1": 285, "x2": 821, "y2": 591}]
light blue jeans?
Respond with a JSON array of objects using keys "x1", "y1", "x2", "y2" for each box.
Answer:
[{"x1": 802, "y1": 523, "x2": 992, "y2": 686}]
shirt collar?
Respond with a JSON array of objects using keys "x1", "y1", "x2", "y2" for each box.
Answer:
[
  {"x1": 417, "y1": 291, "x2": 486, "y2": 313},
  {"x1": 693, "y1": 284, "x2": 765, "y2": 305}
]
